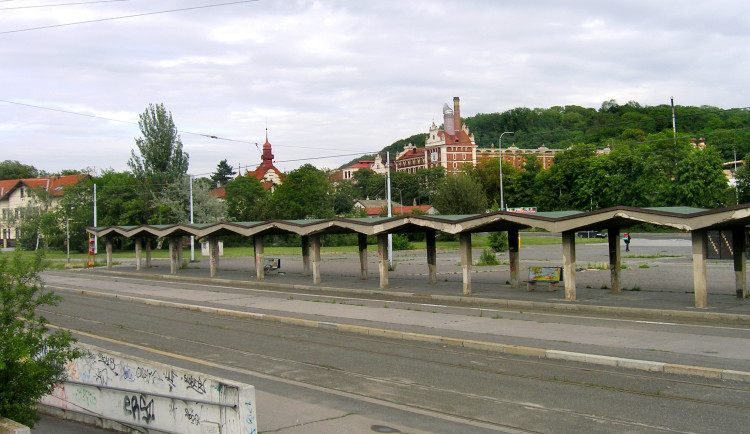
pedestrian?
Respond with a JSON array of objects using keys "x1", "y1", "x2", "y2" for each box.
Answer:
[{"x1": 623, "y1": 233, "x2": 631, "y2": 252}]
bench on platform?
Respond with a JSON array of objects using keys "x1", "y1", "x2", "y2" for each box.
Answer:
[
  {"x1": 263, "y1": 257, "x2": 281, "y2": 273},
  {"x1": 526, "y1": 266, "x2": 562, "y2": 291}
]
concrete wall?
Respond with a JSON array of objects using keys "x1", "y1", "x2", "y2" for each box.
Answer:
[{"x1": 40, "y1": 343, "x2": 257, "y2": 434}]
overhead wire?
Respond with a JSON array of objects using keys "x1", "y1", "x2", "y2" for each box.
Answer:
[
  {"x1": 0, "y1": 0, "x2": 129, "y2": 10},
  {"x1": 0, "y1": 0, "x2": 261, "y2": 35}
]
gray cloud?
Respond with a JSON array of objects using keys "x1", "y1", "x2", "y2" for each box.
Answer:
[{"x1": 2, "y1": 0, "x2": 748, "y2": 176}]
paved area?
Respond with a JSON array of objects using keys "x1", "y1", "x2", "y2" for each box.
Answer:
[{"x1": 39, "y1": 234, "x2": 750, "y2": 432}]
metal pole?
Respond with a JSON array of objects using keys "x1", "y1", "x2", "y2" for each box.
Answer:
[
  {"x1": 66, "y1": 214, "x2": 70, "y2": 264},
  {"x1": 499, "y1": 131, "x2": 514, "y2": 211},
  {"x1": 670, "y1": 96, "x2": 677, "y2": 147},
  {"x1": 386, "y1": 153, "x2": 393, "y2": 267},
  {"x1": 735, "y1": 146, "x2": 739, "y2": 204},
  {"x1": 93, "y1": 183, "x2": 97, "y2": 254},
  {"x1": 189, "y1": 175, "x2": 195, "y2": 262}
]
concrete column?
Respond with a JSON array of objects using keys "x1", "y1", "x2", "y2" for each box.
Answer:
[
  {"x1": 105, "y1": 237, "x2": 113, "y2": 269},
  {"x1": 459, "y1": 232, "x2": 472, "y2": 295},
  {"x1": 692, "y1": 230, "x2": 708, "y2": 308},
  {"x1": 608, "y1": 227, "x2": 621, "y2": 293},
  {"x1": 377, "y1": 233, "x2": 389, "y2": 289},
  {"x1": 426, "y1": 231, "x2": 437, "y2": 284},
  {"x1": 508, "y1": 229, "x2": 520, "y2": 288},
  {"x1": 145, "y1": 239, "x2": 152, "y2": 268},
  {"x1": 134, "y1": 237, "x2": 143, "y2": 271},
  {"x1": 177, "y1": 236, "x2": 184, "y2": 267},
  {"x1": 209, "y1": 236, "x2": 219, "y2": 278},
  {"x1": 562, "y1": 231, "x2": 576, "y2": 301},
  {"x1": 732, "y1": 227, "x2": 747, "y2": 299},
  {"x1": 254, "y1": 235, "x2": 265, "y2": 281},
  {"x1": 311, "y1": 235, "x2": 321, "y2": 284},
  {"x1": 301, "y1": 235, "x2": 310, "y2": 276},
  {"x1": 358, "y1": 233, "x2": 368, "y2": 280},
  {"x1": 168, "y1": 237, "x2": 178, "y2": 274}
]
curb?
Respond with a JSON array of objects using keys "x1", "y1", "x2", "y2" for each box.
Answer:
[
  {"x1": 88, "y1": 269, "x2": 750, "y2": 324},
  {"x1": 54, "y1": 286, "x2": 750, "y2": 383}
]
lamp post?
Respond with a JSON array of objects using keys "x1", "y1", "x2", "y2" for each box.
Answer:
[
  {"x1": 499, "y1": 131, "x2": 514, "y2": 211},
  {"x1": 393, "y1": 188, "x2": 403, "y2": 214}
]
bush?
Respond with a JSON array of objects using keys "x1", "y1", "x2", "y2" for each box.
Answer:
[
  {"x1": 476, "y1": 248, "x2": 499, "y2": 266},
  {"x1": 488, "y1": 232, "x2": 509, "y2": 252},
  {"x1": 392, "y1": 233, "x2": 414, "y2": 250},
  {"x1": 0, "y1": 252, "x2": 83, "y2": 427}
]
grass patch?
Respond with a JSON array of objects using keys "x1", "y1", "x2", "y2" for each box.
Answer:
[
  {"x1": 585, "y1": 262, "x2": 610, "y2": 270},
  {"x1": 624, "y1": 254, "x2": 681, "y2": 259},
  {"x1": 638, "y1": 263, "x2": 650, "y2": 269}
]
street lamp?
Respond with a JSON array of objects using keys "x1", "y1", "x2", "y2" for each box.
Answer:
[
  {"x1": 393, "y1": 188, "x2": 403, "y2": 214},
  {"x1": 499, "y1": 131, "x2": 514, "y2": 211}
]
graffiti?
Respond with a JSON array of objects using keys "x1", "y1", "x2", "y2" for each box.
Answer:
[
  {"x1": 164, "y1": 370, "x2": 177, "y2": 392},
  {"x1": 185, "y1": 408, "x2": 201, "y2": 426},
  {"x1": 122, "y1": 364, "x2": 135, "y2": 382},
  {"x1": 182, "y1": 374, "x2": 207, "y2": 395},
  {"x1": 51, "y1": 384, "x2": 68, "y2": 410},
  {"x1": 97, "y1": 353, "x2": 118, "y2": 375},
  {"x1": 73, "y1": 388, "x2": 97, "y2": 407},
  {"x1": 244, "y1": 401, "x2": 256, "y2": 433},
  {"x1": 123, "y1": 394, "x2": 156, "y2": 424},
  {"x1": 94, "y1": 368, "x2": 111, "y2": 386},
  {"x1": 136, "y1": 366, "x2": 161, "y2": 384},
  {"x1": 65, "y1": 360, "x2": 81, "y2": 381}
]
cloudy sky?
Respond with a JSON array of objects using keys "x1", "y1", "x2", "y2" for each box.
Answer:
[{"x1": 2, "y1": 0, "x2": 748, "y2": 177}]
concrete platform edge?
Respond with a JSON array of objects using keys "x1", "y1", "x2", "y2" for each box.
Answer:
[{"x1": 56, "y1": 285, "x2": 750, "y2": 384}]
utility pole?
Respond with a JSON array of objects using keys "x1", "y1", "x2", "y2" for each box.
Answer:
[
  {"x1": 189, "y1": 175, "x2": 195, "y2": 262},
  {"x1": 499, "y1": 131, "x2": 514, "y2": 211},
  {"x1": 386, "y1": 152, "x2": 393, "y2": 267},
  {"x1": 93, "y1": 183, "x2": 97, "y2": 254},
  {"x1": 735, "y1": 146, "x2": 740, "y2": 204}
]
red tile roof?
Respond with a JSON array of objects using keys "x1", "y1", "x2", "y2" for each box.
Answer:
[{"x1": 0, "y1": 174, "x2": 87, "y2": 200}]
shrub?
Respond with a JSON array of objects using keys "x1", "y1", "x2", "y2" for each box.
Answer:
[
  {"x1": 476, "y1": 248, "x2": 499, "y2": 266},
  {"x1": 392, "y1": 233, "x2": 414, "y2": 250},
  {"x1": 488, "y1": 232, "x2": 509, "y2": 252}
]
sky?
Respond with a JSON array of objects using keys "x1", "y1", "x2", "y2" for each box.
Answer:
[{"x1": 2, "y1": 0, "x2": 749, "y2": 178}]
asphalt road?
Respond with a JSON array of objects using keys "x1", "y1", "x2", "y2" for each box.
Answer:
[{"x1": 39, "y1": 277, "x2": 750, "y2": 433}]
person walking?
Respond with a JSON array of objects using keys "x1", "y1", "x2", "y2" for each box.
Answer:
[{"x1": 623, "y1": 233, "x2": 631, "y2": 252}]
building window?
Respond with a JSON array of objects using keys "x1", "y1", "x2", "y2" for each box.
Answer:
[{"x1": 20, "y1": 188, "x2": 24, "y2": 198}]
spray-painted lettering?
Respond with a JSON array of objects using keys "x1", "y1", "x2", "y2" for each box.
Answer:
[
  {"x1": 123, "y1": 394, "x2": 156, "y2": 424},
  {"x1": 182, "y1": 374, "x2": 207, "y2": 395},
  {"x1": 185, "y1": 408, "x2": 201, "y2": 426}
]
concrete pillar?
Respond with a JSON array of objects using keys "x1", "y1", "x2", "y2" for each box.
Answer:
[
  {"x1": 254, "y1": 235, "x2": 264, "y2": 281},
  {"x1": 732, "y1": 227, "x2": 747, "y2": 299},
  {"x1": 608, "y1": 227, "x2": 621, "y2": 293},
  {"x1": 426, "y1": 231, "x2": 437, "y2": 284},
  {"x1": 508, "y1": 229, "x2": 520, "y2": 288},
  {"x1": 311, "y1": 235, "x2": 321, "y2": 284},
  {"x1": 562, "y1": 231, "x2": 576, "y2": 301},
  {"x1": 358, "y1": 233, "x2": 368, "y2": 280},
  {"x1": 177, "y1": 236, "x2": 184, "y2": 267},
  {"x1": 692, "y1": 230, "x2": 708, "y2": 308},
  {"x1": 168, "y1": 237, "x2": 178, "y2": 274},
  {"x1": 209, "y1": 236, "x2": 219, "y2": 278},
  {"x1": 135, "y1": 237, "x2": 142, "y2": 271},
  {"x1": 105, "y1": 237, "x2": 113, "y2": 269},
  {"x1": 301, "y1": 235, "x2": 310, "y2": 276},
  {"x1": 145, "y1": 239, "x2": 152, "y2": 268},
  {"x1": 459, "y1": 232, "x2": 472, "y2": 295},
  {"x1": 377, "y1": 233, "x2": 389, "y2": 289}
]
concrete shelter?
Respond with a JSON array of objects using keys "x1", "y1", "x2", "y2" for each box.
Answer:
[{"x1": 87, "y1": 205, "x2": 750, "y2": 308}]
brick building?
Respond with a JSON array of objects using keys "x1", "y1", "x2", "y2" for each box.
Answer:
[{"x1": 395, "y1": 97, "x2": 477, "y2": 174}]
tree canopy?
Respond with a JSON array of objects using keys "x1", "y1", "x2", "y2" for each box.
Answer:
[
  {"x1": 128, "y1": 103, "x2": 189, "y2": 186},
  {"x1": 0, "y1": 160, "x2": 38, "y2": 180}
]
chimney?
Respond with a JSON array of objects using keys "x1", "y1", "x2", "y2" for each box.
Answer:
[
  {"x1": 443, "y1": 103, "x2": 454, "y2": 135},
  {"x1": 453, "y1": 97, "x2": 461, "y2": 132}
]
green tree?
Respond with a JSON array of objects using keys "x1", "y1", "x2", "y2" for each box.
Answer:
[
  {"x1": 128, "y1": 103, "x2": 189, "y2": 187},
  {"x1": 0, "y1": 160, "x2": 38, "y2": 180},
  {"x1": 269, "y1": 164, "x2": 333, "y2": 219},
  {"x1": 224, "y1": 176, "x2": 268, "y2": 222},
  {"x1": 433, "y1": 174, "x2": 488, "y2": 214},
  {"x1": 210, "y1": 159, "x2": 236, "y2": 187},
  {"x1": 667, "y1": 148, "x2": 732, "y2": 208},
  {"x1": 0, "y1": 252, "x2": 82, "y2": 427},
  {"x1": 151, "y1": 176, "x2": 225, "y2": 225}
]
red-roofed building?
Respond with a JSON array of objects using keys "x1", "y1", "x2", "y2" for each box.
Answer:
[
  {"x1": 339, "y1": 154, "x2": 389, "y2": 181},
  {"x1": 243, "y1": 135, "x2": 284, "y2": 191},
  {"x1": 395, "y1": 97, "x2": 478, "y2": 174},
  {"x1": 210, "y1": 134, "x2": 285, "y2": 199},
  {"x1": 1, "y1": 174, "x2": 89, "y2": 248}
]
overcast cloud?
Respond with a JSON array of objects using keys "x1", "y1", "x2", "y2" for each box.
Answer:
[{"x1": 2, "y1": 0, "x2": 748, "y2": 177}]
